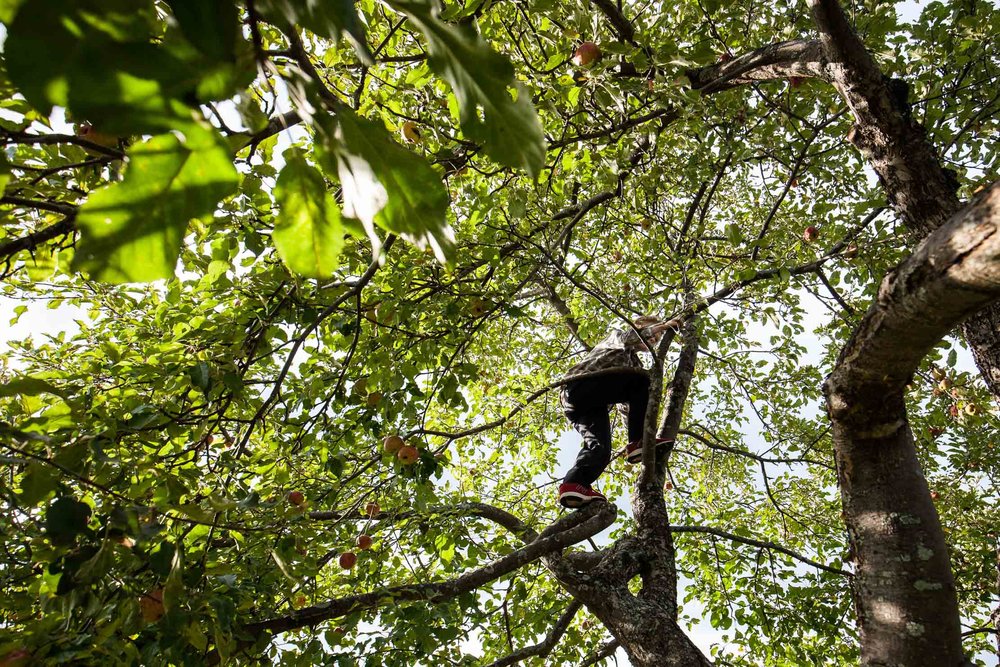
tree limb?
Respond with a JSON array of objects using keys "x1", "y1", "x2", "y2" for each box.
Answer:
[
  {"x1": 240, "y1": 502, "x2": 616, "y2": 636},
  {"x1": 484, "y1": 600, "x2": 583, "y2": 667}
]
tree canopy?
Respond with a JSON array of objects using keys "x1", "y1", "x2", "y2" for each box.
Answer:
[{"x1": 0, "y1": 0, "x2": 998, "y2": 665}]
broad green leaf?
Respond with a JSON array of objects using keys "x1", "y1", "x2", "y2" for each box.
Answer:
[
  {"x1": 315, "y1": 110, "x2": 453, "y2": 262},
  {"x1": 19, "y1": 463, "x2": 59, "y2": 506},
  {"x1": 0, "y1": 0, "x2": 24, "y2": 23},
  {"x1": 272, "y1": 149, "x2": 346, "y2": 278},
  {"x1": 46, "y1": 497, "x2": 92, "y2": 546},
  {"x1": 164, "y1": 0, "x2": 239, "y2": 62},
  {"x1": 73, "y1": 123, "x2": 238, "y2": 283},
  {"x1": 388, "y1": 0, "x2": 545, "y2": 177},
  {"x1": 5, "y1": 0, "x2": 250, "y2": 134},
  {"x1": 258, "y1": 0, "x2": 373, "y2": 64},
  {"x1": 0, "y1": 377, "x2": 68, "y2": 400}
]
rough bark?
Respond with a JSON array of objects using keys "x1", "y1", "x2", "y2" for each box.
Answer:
[
  {"x1": 824, "y1": 181, "x2": 1000, "y2": 665},
  {"x1": 687, "y1": 39, "x2": 832, "y2": 93}
]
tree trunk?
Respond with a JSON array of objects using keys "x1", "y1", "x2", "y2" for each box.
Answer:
[{"x1": 824, "y1": 181, "x2": 1000, "y2": 665}]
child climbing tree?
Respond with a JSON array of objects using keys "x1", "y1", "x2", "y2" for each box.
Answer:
[{"x1": 0, "y1": 0, "x2": 998, "y2": 665}]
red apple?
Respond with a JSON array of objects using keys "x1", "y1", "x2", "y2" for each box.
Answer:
[
  {"x1": 397, "y1": 445, "x2": 420, "y2": 465},
  {"x1": 790, "y1": 76, "x2": 804, "y2": 88},
  {"x1": 339, "y1": 551, "x2": 357, "y2": 569},
  {"x1": 383, "y1": 435, "x2": 405, "y2": 455},
  {"x1": 930, "y1": 491, "x2": 941, "y2": 501},
  {"x1": 364, "y1": 502, "x2": 380, "y2": 517},
  {"x1": 572, "y1": 41, "x2": 601, "y2": 68},
  {"x1": 357, "y1": 534, "x2": 373, "y2": 550},
  {"x1": 802, "y1": 226, "x2": 819, "y2": 243},
  {"x1": 928, "y1": 426, "x2": 945, "y2": 438},
  {"x1": 287, "y1": 491, "x2": 305, "y2": 507}
]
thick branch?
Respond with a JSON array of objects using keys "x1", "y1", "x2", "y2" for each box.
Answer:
[
  {"x1": 687, "y1": 39, "x2": 830, "y2": 94},
  {"x1": 823, "y1": 180, "x2": 1000, "y2": 666},
  {"x1": 589, "y1": 0, "x2": 636, "y2": 43},
  {"x1": 242, "y1": 502, "x2": 615, "y2": 636}
]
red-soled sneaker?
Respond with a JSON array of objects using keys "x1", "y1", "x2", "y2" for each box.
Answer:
[
  {"x1": 558, "y1": 482, "x2": 607, "y2": 508},
  {"x1": 624, "y1": 439, "x2": 675, "y2": 464}
]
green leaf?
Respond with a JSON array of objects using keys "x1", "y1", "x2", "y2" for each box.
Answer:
[
  {"x1": 258, "y1": 0, "x2": 374, "y2": 65},
  {"x1": 0, "y1": 377, "x2": 69, "y2": 400},
  {"x1": 164, "y1": 0, "x2": 239, "y2": 62},
  {"x1": 73, "y1": 123, "x2": 238, "y2": 283},
  {"x1": 0, "y1": 0, "x2": 25, "y2": 23},
  {"x1": 46, "y1": 497, "x2": 92, "y2": 546},
  {"x1": 5, "y1": 0, "x2": 249, "y2": 134},
  {"x1": 19, "y1": 463, "x2": 59, "y2": 506},
  {"x1": 315, "y1": 109, "x2": 453, "y2": 262},
  {"x1": 188, "y1": 362, "x2": 212, "y2": 391},
  {"x1": 272, "y1": 149, "x2": 346, "y2": 278},
  {"x1": 388, "y1": 0, "x2": 545, "y2": 177}
]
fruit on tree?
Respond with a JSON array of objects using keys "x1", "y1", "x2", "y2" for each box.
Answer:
[
  {"x1": 802, "y1": 226, "x2": 819, "y2": 243},
  {"x1": 383, "y1": 435, "x2": 405, "y2": 454},
  {"x1": 790, "y1": 76, "x2": 804, "y2": 88},
  {"x1": 366, "y1": 391, "x2": 383, "y2": 407},
  {"x1": 287, "y1": 491, "x2": 305, "y2": 507},
  {"x1": 572, "y1": 41, "x2": 601, "y2": 67},
  {"x1": 139, "y1": 588, "x2": 165, "y2": 623},
  {"x1": 397, "y1": 445, "x2": 419, "y2": 465},
  {"x1": 364, "y1": 502, "x2": 380, "y2": 517},
  {"x1": 357, "y1": 534, "x2": 373, "y2": 550},
  {"x1": 401, "y1": 120, "x2": 423, "y2": 144},
  {"x1": 339, "y1": 552, "x2": 357, "y2": 569},
  {"x1": 930, "y1": 491, "x2": 941, "y2": 501}
]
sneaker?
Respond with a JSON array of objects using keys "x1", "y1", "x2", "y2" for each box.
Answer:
[
  {"x1": 558, "y1": 482, "x2": 607, "y2": 508},
  {"x1": 624, "y1": 438, "x2": 674, "y2": 464}
]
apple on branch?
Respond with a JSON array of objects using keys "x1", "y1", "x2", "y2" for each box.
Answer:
[
  {"x1": 383, "y1": 435, "x2": 405, "y2": 455},
  {"x1": 802, "y1": 226, "x2": 820, "y2": 243},
  {"x1": 397, "y1": 445, "x2": 420, "y2": 465},
  {"x1": 357, "y1": 534, "x2": 373, "y2": 550},
  {"x1": 572, "y1": 41, "x2": 601, "y2": 68},
  {"x1": 339, "y1": 552, "x2": 357, "y2": 569}
]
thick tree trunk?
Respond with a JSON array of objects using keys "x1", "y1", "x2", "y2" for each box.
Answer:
[{"x1": 824, "y1": 181, "x2": 1000, "y2": 665}]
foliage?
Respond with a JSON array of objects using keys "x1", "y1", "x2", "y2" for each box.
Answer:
[{"x1": 0, "y1": 0, "x2": 998, "y2": 665}]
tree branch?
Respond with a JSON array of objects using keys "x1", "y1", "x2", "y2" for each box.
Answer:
[
  {"x1": 240, "y1": 502, "x2": 616, "y2": 636},
  {"x1": 484, "y1": 600, "x2": 582, "y2": 667},
  {"x1": 687, "y1": 40, "x2": 830, "y2": 94},
  {"x1": 670, "y1": 525, "x2": 850, "y2": 576}
]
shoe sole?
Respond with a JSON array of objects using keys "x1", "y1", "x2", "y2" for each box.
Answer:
[
  {"x1": 625, "y1": 441, "x2": 674, "y2": 464},
  {"x1": 559, "y1": 492, "x2": 606, "y2": 508}
]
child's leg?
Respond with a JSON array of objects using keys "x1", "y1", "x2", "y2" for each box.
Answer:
[
  {"x1": 562, "y1": 404, "x2": 612, "y2": 487},
  {"x1": 623, "y1": 374, "x2": 651, "y2": 443}
]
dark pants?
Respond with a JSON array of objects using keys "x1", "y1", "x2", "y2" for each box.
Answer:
[{"x1": 562, "y1": 372, "x2": 650, "y2": 487}]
